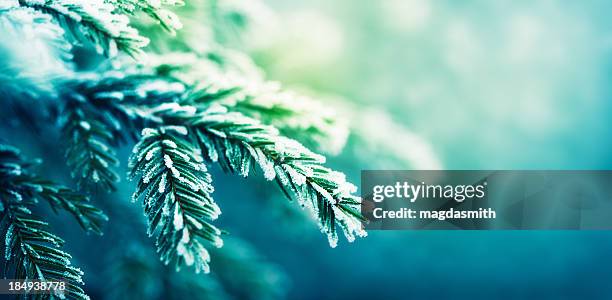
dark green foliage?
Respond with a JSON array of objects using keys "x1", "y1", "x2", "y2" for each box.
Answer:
[
  {"x1": 1, "y1": 203, "x2": 88, "y2": 299},
  {"x1": 0, "y1": 145, "x2": 107, "y2": 234},
  {"x1": 0, "y1": 144, "x2": 107, "y2": 300},
  {"x1": 62, "y1": 94, "x2": 121, "y2": 192},
  {"x1": 23, "y1": 178, "x2": 108, "y2": 235}
]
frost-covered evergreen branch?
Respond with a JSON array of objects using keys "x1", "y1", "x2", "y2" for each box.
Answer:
[
  {"x1": 0, "y1": 144, "x2": 108, "y2": 233},
  {"x1": 64, "y1": 63, "x2": 349, "y2": 156},
  {"x1": 63, "y1": 73, "x2": 365, "y2": 249},
  {"x1": 109, "y1": 0, "x2": 184, "y2": 34},
  {"x1": 0, "y1": 0, "x2": 371, "y2": 296},
  {"x1": 155, "y1": 104, "x2": 366, "y2": 247},
  {"x1": 61, "y1": 91, "x2": 121, "y2": 191},
  {"x1": 0, "y1": 144, "x2": 106, "y2": 300},
  {"x1": 1, "y1": 201, "x2": 89, "y2": 299},
  {"x1": 17, "y1": 0, "x2": 149, "y2": 57},
  {"x1": 11, "y1": 173, "x2": 109, "y2": 236},
  {"x1": 4, "y1": 0, "x2": 187, "y2": 59},
  {"x1": 129, "y1": 126, "x2": 222, "y2": 274},
  {"x1": 130, "y1": 52, "x2": 350, "y2": 154},
  {"x1": 2, "y1": 0, "x2": 366, "y2": 282},
  {"x1": 58, "y1": 73, "x2": 181, "y2": 191},
  {"x1": 187, "y1": 79, "x2": 349, "y2": 155},
  {"x1": 192, "y1": 107, "x2": 365, "y2": 247}
]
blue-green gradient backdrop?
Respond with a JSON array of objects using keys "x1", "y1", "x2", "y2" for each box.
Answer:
[{"x1": 245, "y1": 0, "x2": 612, "y2": 299}]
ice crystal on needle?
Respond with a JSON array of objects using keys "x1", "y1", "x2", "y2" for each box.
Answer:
[
  {"x1": 1, "y1": 144, "x2": 106, "y2": 300},
  {"x1": 178, "y1": 105, "x2": 367, "y2": 247},
  {"x1": 129, "y1": 126, "x2": 222, "y2": 274},
  {"x1": 19, "y1": 0, "x2": 150, "y2": 57},
  {"x1": 1, "y1": 0, "x2": 369, "y2": 286}
]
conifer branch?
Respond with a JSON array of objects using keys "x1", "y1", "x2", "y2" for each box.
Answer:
[
  {"x1": 108, "y1": 0, "x2": 184, "y2": 34},
  {"x1": 0, "y1": 144, "x2": 108, "y2": 234},
  {"x1": 155, "y1": 104, "x2": 367, "y2": 247},
  {"x1": 139, "y1": 52, "x2": 350, "y2": 154},
  {"x1": 18, "y1": 0, "x2": 149, "y2": 57},
  {"x1": 0, "y1": 0, "x2": 370, "y2": 293},
  {"x1": 187, "y1": 80, "x2": 349, "y2": 155},
  {"x1": 66, "y1": 73, "x2": 366, "y2": 248},
  {"x1": 128, "y1": 126, "x2": 223, "y2": 274},
  {"x1": 17, "y1": 177, "x2": 108, "y2": 235},
  {"x1": 1, "y1": 144, "x2": 105, "y2": 300},
  {"x1": 61, "y1": 92, "x2": 121, "y2": 192},
  {"x1": 1, "y1": 200, "x2": 90, "y2": 300}
]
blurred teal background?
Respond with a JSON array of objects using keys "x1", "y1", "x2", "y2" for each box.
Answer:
[
  {"x1": 238, "y1": 0, "x2": 612, "y2": 299},
  {"x1": 252, "y1": 0, "x2": 612, "y2": 169}
]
